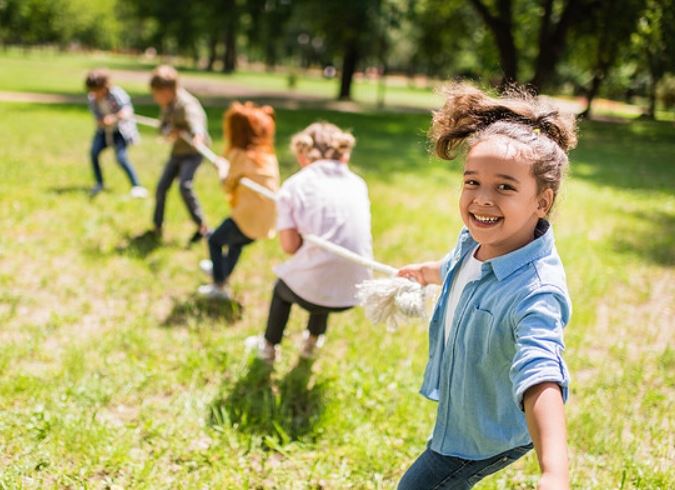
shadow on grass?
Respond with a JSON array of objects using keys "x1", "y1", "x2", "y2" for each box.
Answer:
[
  {"x1": 571, "y1": 120, "x2": 675, "y2": 193},
  {"x1": 611, "y1": 210, "x2": 675, "y2": 266},
  {"x1": 47, "y1": 185, "x2": 93, "y2": 196},
  {"x1": 163, "y1": 293, "x2": 243, "y2": 326},
  {"x1": 115, "y1": 230, "x2": 162, "y2": 258},
  {"x1": 208, "y1": 357, "x2": 325, "y2": 444}
]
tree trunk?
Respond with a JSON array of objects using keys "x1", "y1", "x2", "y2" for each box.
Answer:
[
  {"x1": 206, "y1": 33, "x2": 219, "y2": 71},
  {"x1": 469, "y1": 0, "x2": 518, "y2": 85},
  {"x1": 580, "y1": 72, "x2": 604, "y2": 118},
  {"x1": 222, "y1": 26, "x2": 236, "y2": 73},
  {"x1": 530, "y1": 0, "x2": 584, "y2": 92},
  {"x1": 339, "y1": 41, "x2": 359, "y2": 100},
  {"x1": 644, "y1": 69, "x2": 659, "y2": 119},
  {"x1": 265, "y1": 42, "x2": 277, "y2": 71}
]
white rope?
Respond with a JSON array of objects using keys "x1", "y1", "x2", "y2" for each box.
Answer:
[{"x1": 134, "y1": 115, "x2": 432, "y2": 325}]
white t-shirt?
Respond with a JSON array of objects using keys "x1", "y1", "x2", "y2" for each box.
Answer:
[
  {"x1": 274, "y1": 160, "x2": 373, "y2": 307},
  {"x1": 444, "y1": 247, "x2": 483, "y2": 343}
]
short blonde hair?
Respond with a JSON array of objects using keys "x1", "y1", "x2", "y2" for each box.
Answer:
[
  {"x1": 150, "y1": 65, "x2": 178, "y2": 90},
  {"x1": 290, "y1": 122, "x2": 355, "y2": 162}
]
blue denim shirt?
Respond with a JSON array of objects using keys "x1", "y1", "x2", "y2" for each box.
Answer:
[{"x1": 421, "y1": 220, "x2": 571, "y2": 459}]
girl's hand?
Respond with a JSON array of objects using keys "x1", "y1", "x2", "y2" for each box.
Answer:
[
  {"x1": 215, "y1": 157, "x2": 230, "y2": 180},
  {"x1": 397, "y1": 261, "x2": 442, "y2": 286},
  {"x1": 102, "y1": 114, "x2": 117, "y2": 126}
]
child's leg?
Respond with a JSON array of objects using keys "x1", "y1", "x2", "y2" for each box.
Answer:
[
  {"x1": 176, "y1": 155, "x2": 205, "y2": 227},
  {"x1": 264, "y1": 280, "x2": 295, "y2": 345},
  {"x1": 221, "y1": 225, "x2": 254, "y2": 282},
  {"x1": 112, "y1": 131, "x2": 140, "y2": 187},
  {"x1": 153, "y1": 156, "x2": 180, "y2": 229},
  {"x1": 307, "y1": 312, "x2": 329, "y2": 338},
  {"x1": 208, "y1": 218, "x2": 254, "y2": 285},
  {"x1": 397, "y1": 444, "x2": 532, "y2": 490},
  {"x1": 90, "y1": 131, "x2": 107, "y2": 186}
]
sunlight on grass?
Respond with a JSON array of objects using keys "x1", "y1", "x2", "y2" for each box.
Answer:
[{"x1": 0, "y1": 100, "x2": 673, "y2": 488}]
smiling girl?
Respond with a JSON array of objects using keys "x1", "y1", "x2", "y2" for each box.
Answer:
[{"x1": 397, "y1": 83, "x2": 577, "y2": 489}]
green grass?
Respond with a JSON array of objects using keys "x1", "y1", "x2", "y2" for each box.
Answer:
[
  {"x1": 0, "y1": 94, "x2": 673, "y2": 488},
  {"x1": 0, "y1": 48, "x2": 443, "y2": 109}
]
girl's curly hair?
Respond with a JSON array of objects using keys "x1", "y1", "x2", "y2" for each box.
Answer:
[
  {"x1": 430, "y1": 83, "x2": 578, "y2": 208},
  {"x1": 291, "y1": 122, "x2": 355, "y2": 163}
]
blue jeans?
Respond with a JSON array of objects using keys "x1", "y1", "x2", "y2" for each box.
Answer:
[
  {"x1": 90, "y1": 129, "x2": 140, "y2": 187},
  {"x1": 153, "y1": 154, "x2": 204, "y2": 228},
  {"x1": 398, "y1": 443, "x2": 533, "y2": 489},
  {"x1": 208, "y1": 217, "x2": 254, "y2": 284}
]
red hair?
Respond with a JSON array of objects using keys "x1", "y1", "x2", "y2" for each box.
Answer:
[{"x1": 224, "y1": 102, "x2": 276, "y2": 164}]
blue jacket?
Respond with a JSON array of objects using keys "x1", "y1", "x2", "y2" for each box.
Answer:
[{"x1": 422, "y1": 219, "x2": 571, "y2": 459}]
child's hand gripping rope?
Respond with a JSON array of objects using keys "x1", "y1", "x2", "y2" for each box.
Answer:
[{"x1": 134, "y1": 114, "x2": 435, "y2": 326}]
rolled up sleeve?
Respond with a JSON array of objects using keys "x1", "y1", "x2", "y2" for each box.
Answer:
[
  {"x1": 510, "y1": 288, "x2": 571, "y2": 410},
  {"x1": 275, "y1": 185, "x2": 297, "y2": 231}
]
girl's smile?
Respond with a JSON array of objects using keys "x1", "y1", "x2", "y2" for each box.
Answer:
[{"x1": 460, "y1": 138, "x2": 552, "y2": 261}]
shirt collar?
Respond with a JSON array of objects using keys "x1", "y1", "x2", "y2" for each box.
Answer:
[{"x1": 458, "y1": 219, "x2": 554, "y2": 282}]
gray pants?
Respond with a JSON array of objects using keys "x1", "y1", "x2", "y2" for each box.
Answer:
[{"x1": 153, "y1": 153, "x2": 205, "y2": 229}]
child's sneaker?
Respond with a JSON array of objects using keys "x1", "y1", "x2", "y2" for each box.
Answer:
[
  {"x1": 130, "y1": 186, "x2": 149, "y2": 198},
  {"x1": 256, "y1": 338, "x2": 279, "y2": 364},
  {"x1": 199, "y1": 259, "x2": 213, "y2": 276},
  {"x1": 89, "y1": 184, "x2": 103, "y2": 197},
  {"x1": 197, "y1": 283, "x2": 231, "y2": 301},
  {"x1": 299, "y1": 331, "x2": 325, "y2": 359},
  {"x1": 188, "y1": 226, "x2": 211, "y2": 246}
]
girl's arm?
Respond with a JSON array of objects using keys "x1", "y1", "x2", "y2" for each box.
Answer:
[
  {"x1": 397, "y1": 260, "x2": 443, "y2": 286},
  {"x1": 279, "y1": 229, "x2": 302, "y2": 254},
  {"x1": 524, "y1": 382, "x2": 569, "y2": 490}
]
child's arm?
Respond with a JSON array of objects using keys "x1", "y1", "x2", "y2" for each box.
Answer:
[
  {"x1": 524, "y1": 383, "x2": 569, "y2": 490},
  {"x1": 104, "y1": 87, "x2": 133, "y2": 126},
  {"x1": 397, "y1": 261, "x2": 443, "y2": 285},
  {"x1": 279, "y1": 229, "x2": 302, "y2": 254}
]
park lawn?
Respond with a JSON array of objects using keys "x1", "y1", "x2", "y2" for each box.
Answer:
[
  {"x1": 0, "y1": 100, "x2": 673, "y2": 489},
  {"x1": 0, "y1": 48, "x2": 443, "y2": 110}
]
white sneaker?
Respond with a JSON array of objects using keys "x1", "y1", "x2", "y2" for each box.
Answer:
[
  {"x1": 199, "y1": 259, "x2": 213, "y2": 276},
  {"x1": 299, "y1": 331, "x2": 325, "y2": 359},
  {"x1": 197, "y1": 283, "x2": 231, "y2": 300},
  {"x1": 130, "y1": 186, "x2": 149, "y2": 199},
  {"x1": 255, "y1": 337, "x2": 278, "y2": 364}
]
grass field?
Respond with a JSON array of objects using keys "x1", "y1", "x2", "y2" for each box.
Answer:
[{"x1": 0, "y1": 53, "x2": 674, "y2": 489}]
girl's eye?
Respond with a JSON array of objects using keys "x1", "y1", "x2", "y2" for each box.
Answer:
[
  {"x1": 464, "y1": 180, "x2": 479, "y2": 186},
  {"x1": 497, "y1": 183, "x2": 515, "y2": 191}
]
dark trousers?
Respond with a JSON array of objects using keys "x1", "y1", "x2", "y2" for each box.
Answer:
[
  {"x1": 264, "y1": 279, "x2": 351, "y2": 345},
  {"x1": 208, "y1": 218, "x2": 254, "y2": 284},
  {"x1": 153, "y1": 154, "x2": 204, "y2": 228},
  {"x1": 90, "y1": 129, "x2": 140, "y2": 187},
  {"x1": 398, "y1": 443, "x2": 533, "y2": 489}
]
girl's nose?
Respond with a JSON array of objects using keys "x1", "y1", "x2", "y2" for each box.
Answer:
[{"x1": 473, "y1": 192, "x2": 494, "y2": 206}]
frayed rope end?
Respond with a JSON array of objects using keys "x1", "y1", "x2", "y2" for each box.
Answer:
[{"x1": 356, "y1": 277, "x2": 437, "y2": 330}]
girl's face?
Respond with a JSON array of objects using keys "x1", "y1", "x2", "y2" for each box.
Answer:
[{"x1": 460, "y1": 138, "x2": 552, "y2": 261}]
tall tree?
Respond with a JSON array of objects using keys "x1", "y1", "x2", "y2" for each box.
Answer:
[
  {"x1": 632, "y1": 0, "x2": 675, "y2": 118},
  {"x1": 468, "y1": 0, "x2": 518, "y2": 84},
  {"x1": 296, "y1": 0, "x2": 382, "y2": 100},
  {"x1": 575, "y1": 0, "x2": 646, "y2": 117},
  {"x1": 467, "y1": 0, "x2": 600, "y2": 91}
]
